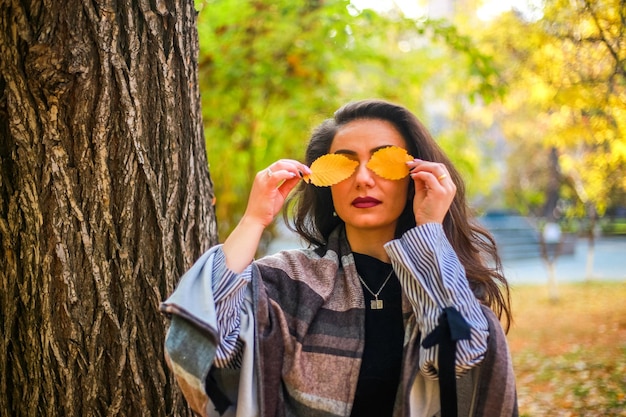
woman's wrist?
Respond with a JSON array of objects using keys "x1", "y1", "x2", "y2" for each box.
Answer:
[{"x1": 222, "y1": 216, "x2": 266, "y2": 273}]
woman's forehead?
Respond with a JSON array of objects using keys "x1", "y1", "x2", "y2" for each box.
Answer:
[{"x1": 330, "y1": 119, "x2": 407, "y2": 153}]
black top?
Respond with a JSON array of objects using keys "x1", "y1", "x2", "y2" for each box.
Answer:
[{"x1": 350, "y1": 253, "x2": 405, "y2": 417}]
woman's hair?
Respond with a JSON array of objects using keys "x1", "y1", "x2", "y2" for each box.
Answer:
[{"x1": 285, "y1": 99, "x2": 511, "y2": 329}]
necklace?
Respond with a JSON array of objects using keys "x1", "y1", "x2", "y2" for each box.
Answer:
[{"x1": 358, "y1": 268, "x2": 394, "y2": 310}]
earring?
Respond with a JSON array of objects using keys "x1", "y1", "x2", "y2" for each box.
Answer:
[{"x1": 332, "y1": 211, "x2": 337, "y2": 217}]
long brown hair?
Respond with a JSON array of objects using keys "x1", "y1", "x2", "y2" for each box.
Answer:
[{"x1": 285, "y1": 99, "x2": 512, "y2": 329}]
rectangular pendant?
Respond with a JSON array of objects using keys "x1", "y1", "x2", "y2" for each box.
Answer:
[{"x1": 370, "y1": 299, "x2": 383, "y2": 310}]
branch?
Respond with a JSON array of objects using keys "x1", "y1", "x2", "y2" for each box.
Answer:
[{"x1": 583, "y1": 0, "x2": 626, "y2": 79}]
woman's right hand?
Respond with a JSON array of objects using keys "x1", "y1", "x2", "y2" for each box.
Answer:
[
  {"x1": 243, "y1": 159, "x2": 312, "y2": 228},
  {"x1": 223, "y1": 159, "x2": 311, "y2": 273}
]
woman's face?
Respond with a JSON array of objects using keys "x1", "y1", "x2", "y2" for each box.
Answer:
[{"x1": 329, "y1": 119, "x2": 410, "y2": 239}]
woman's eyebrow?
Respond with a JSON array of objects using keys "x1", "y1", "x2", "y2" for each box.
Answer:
[
  {"x1": 333, "y1": 145, "x2": 395, "y2": 155},
  {"x1": 371, "y1": 145, "x2": 393, "y2": 153}
]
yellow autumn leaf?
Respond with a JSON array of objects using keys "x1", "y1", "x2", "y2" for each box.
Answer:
[
  {"x1": 303, "y1": 153, "x2": 358, "y2": 187},
  {"x1": 366, "y1": 146, "x2": 414, "y2": 180}
]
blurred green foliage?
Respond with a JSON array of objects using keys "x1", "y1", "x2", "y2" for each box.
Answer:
[
  {"x1": 195, "y1": 0, "x2": 626, "y2": 241},
  {"x1": 196, "y1": 0, "x2": 504, "y2": 240},
  {"x1": 197, "y1": 0, "x2": 508, "y2": 238}
]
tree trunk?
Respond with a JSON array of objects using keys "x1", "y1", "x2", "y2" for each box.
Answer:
[
  {"x1": 584, "y1": 206, "x2": 598, "y2": 281},
  {"x1": 0, "y1": 0, "x2": 216, "y2": 415},
  {"x1": 541, "y1": 147, "x2": 561, "y2": 220}
]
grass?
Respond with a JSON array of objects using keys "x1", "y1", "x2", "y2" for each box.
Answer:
[{"x1": 507, "y1": 281, "x2": 626, "y2": 416}]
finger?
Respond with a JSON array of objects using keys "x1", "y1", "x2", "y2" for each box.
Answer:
[
  {"x1": 410, "y1": 171, "x2": 448, "y2": 189},
  {"x1": 408, "y1": 161, "x2": 451, "y2": 186},
  {"x1": 264, "y1": 166, "x2": 297, "y2": 182},
  {"x1": 265, "y1": 160, "x2": 311, "y2": 180},
  {"x1": 277, "y1": 175, "x2": 302, "y2": 199}
]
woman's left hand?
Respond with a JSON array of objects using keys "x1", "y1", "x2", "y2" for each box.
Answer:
[{"x1": 407, "y1": 159, "x2": 456, "y2": 225}]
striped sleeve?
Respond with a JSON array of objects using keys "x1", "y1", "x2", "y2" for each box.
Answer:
[
  {"x1": 384, "y1": 223, "x2": 489, "y2": 378},
  {"x1": 210, "y1": 246, "x2": 252, "y2": 368}
]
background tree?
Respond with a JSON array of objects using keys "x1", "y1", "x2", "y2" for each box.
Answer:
[
  {"x1": 480, "y1": 0, "x2": 626, "y2": 223},
  {"x1": 475, "y1": 0, "x2": 625, "y2": 285},
  {"x1": 0, "y1": 0, "x2": 215, "y2": 415}
]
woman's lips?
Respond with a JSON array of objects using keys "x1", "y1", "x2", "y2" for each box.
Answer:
[{"x1": 351, "y1": 196, "x2": 382, "y2": 208}]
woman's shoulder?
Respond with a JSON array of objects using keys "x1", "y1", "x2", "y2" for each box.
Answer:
[{"x1": 254, "y1": 247, "x2": 341, "y2": 282}]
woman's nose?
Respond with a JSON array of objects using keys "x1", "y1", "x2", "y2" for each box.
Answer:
[{"x1": 354, "y1": 162, "x2": 375, "y2": 188}]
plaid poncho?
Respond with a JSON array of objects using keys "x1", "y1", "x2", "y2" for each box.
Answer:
[{"x1": 160, "y1": 224, "x2": 517, "y2": 417}]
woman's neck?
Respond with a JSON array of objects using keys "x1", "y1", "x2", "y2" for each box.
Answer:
[{"x1": 345, "y1": 226, "x2": 394, "y2": 263}]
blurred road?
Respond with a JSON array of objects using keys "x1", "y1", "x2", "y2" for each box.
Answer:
[
  {"x1": 502, "y1": 236, "x2": 626, "y2": 285},
  {"x1": 267, "y1": 222, "x2": 626, "y2": 285}
]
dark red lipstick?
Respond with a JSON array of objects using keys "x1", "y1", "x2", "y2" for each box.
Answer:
[{"x1": 351, "y1": 196, "x2": 381, "y2": 208}]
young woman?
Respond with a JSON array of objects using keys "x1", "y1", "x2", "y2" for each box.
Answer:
[{"x1": 161, "y1": 99, "x2": 518, "y2": 417}]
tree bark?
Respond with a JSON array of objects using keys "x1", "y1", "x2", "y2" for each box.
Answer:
[{"x1": 0, "y1": 0, "x2": 216, "y2": 415}]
